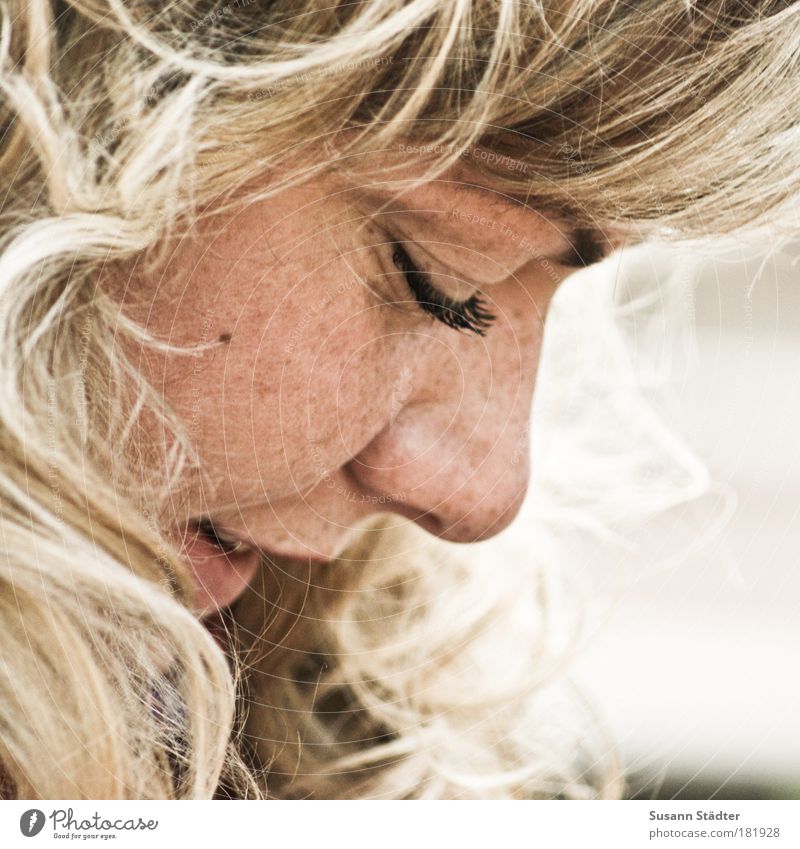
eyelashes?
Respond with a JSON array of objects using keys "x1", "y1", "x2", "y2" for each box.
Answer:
[{"x1": 390, "y1": 242, "x2": 496, "y2": 336}]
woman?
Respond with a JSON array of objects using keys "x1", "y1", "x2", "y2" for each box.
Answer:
[{"x1": 0, "y1": 0, "x2": 798, "y2": 799}]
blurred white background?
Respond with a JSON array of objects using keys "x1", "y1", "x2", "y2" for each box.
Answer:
[{"x1": 563, "y1": 241, "x2": 800, "y2": 798}]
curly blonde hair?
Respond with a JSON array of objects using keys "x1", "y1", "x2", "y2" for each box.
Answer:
[{"x1": 0, "y1": 0, "x2": 798, "y2": 799}]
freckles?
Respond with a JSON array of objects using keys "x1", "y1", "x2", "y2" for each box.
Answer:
[
  {"x1": 310, "y1": 323, "x2": 394, "y2": 434},
  {"x1": 230, "y1": 277, "x2": 380, "y2": 483}
]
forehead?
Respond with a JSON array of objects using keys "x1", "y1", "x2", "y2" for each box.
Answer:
[
  {"x1": 333, "y1": 152, "x2": 617, "y2": 272},
  {"x1": 344, "y1": 163, "x2": 580, "y2": 281}
]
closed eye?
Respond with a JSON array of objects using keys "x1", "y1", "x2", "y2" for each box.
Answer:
[{"x1": 390, "y1": 242, "x2": 496, "y2": 336}]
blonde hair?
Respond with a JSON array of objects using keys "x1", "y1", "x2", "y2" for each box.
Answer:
[{"x1": 0, "y1": 0, "x2": 798, "y2": 799}]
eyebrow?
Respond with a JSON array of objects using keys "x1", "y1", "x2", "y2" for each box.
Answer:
[
  {"x1": 556, "y1": 226, "x2": 613, "y2": 268},
  {"x1": 456, "y1": 182, "x2": 612, "y2": 269}
]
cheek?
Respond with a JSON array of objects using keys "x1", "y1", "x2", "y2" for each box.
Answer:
[{"x1": 216, "y1": 272, "x2": 408, "y2": 500}]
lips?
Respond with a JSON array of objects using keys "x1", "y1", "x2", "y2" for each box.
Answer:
[
  {"x1": 182, "y1": 520, "x2": 264, "y2": 617},
  {"x1": 180, "y1": 518, "x2": 334, "y2": 618}
]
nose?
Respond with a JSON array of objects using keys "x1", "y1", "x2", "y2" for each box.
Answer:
[{"x1": 345, "y1": 289, "x2": 547, "y2": 543}]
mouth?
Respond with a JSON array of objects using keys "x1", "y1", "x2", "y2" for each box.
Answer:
[
  {"x1": 181, "y1": 518, "x2": 333, "y2": 617},
  {"x1": 181, "y1": 519, "x2": 265, "y2": 618}
]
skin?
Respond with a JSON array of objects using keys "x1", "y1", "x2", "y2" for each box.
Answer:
[{"x1": 122, "y1": 156, "x2": 613, "y2": 615}]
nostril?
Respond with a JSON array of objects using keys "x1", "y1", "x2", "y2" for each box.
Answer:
[
  {"x1": 345, "y1": 448, "x2": 530, "y2": 545},
  {"x1": 343, "y1": 401, "x2": 533, "y2": 545}
]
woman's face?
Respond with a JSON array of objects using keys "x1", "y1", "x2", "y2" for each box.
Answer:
[{"x1": 125, "y1": 156, "x2": 609, "y2": 615}]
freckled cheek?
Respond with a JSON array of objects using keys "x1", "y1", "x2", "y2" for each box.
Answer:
[{"x1": 247, "y1": 296, "x2": 404, "y2": 491}]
